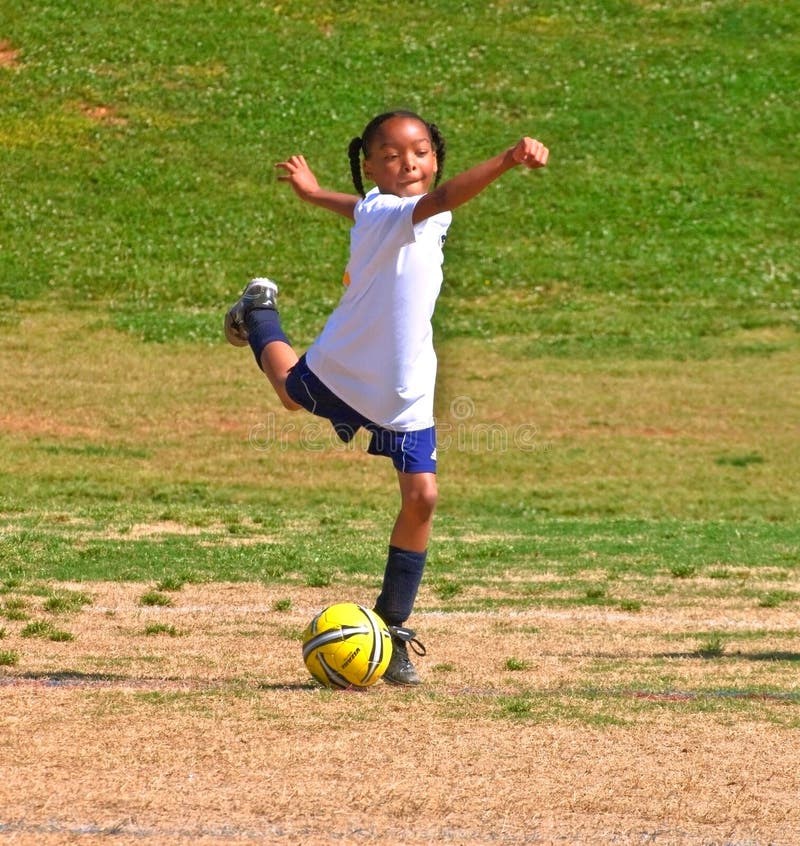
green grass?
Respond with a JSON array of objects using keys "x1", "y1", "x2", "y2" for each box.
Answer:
[
  {"x1": 1, "y1": 514, "x2": 798, "y2": 588},
  {"x1": 139, "y1": 590, "x2": 173, "y2": 607},
  {"x1": 42, "y1": 589, "x2": 93, "y2": 614},
  {"x1": 2, "y1": 597, "x2": 29, "y2": 621},
  {"x1": 143, "y1": 623, "x2": 182, "y2": 637},
  {"x1": 1, "y1": 1, "x2": 797, "y2": 355},
  {"x1": 496, "y1": 691, "x2": 629, "y2": 726},
  {"x1": 0, "y1": 3, "x2": 798, "y2": 614},
  {"x1": 20, "y1": 620, "x2": 75, "y2": 642},
  {"x1": 0, "y1": 649, "x2": 19, "y2": 667}
]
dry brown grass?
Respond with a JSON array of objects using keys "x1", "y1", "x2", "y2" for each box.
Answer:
[
  {"x1": 2, "y1": 581, "x2": 799, "y2": 845},
  {"x1": 2, "y1": 310, "x2": 800, "y2": 519},
  {"x1": 1, "y1": 312, "x2": 800, "y2": 843}
]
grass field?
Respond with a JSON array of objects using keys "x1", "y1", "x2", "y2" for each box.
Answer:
[{"x1": 1, "y1": 1, "x2": 799, "y2": 844}]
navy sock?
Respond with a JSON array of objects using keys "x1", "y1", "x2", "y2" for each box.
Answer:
[
  {"x1": 245, "y1": 308, "x2": 290, "y2": 370},
  {"x1": 374, "y1": 546, "x2": 427, "y2": 627}
]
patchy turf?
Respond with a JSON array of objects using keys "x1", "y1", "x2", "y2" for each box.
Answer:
[
  {"x1": 2, "y1": 2, "x2": 799, "y2": 842},
  {"x1": 1, "y1": 580, "x2": 799, "y2": 845}
]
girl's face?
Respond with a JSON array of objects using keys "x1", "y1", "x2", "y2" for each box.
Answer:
[{"x1": 362, "y1": 116, "x2": 437, "y2": 198}]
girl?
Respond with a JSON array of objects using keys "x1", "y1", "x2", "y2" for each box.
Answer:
[{"x1": 225, "y1": 109, "x2": 548, "y2": 684}]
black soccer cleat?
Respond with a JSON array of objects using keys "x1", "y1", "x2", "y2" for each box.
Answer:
[
  {"x1": 224, "y1": 277, "x2": 278, "y2": 347},
  {"x1": 383, "y1": 625, "x2": 427, "y2": 686}
]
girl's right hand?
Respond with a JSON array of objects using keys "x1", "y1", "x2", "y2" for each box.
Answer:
[
  {"x1": 274, "y1": 155, "x2": 359, "y2": 219},
  {"x1": 275, "y1": 155, "x2": 321, "y2": 200}
]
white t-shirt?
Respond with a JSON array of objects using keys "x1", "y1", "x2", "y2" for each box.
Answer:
[{"x1": 306, "y1": 188, "x2": 452, "y2": 431}]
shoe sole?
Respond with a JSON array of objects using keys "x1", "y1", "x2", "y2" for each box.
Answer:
[
  {"x1": 224, "y1": 312, "x2": 249, "y2": 347},
  {"x1": 383, "y1": 675, "x2": 422, "y2": 686}
]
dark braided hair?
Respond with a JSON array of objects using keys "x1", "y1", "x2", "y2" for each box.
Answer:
[{"x1": 348, "y1": 109, "x2": 446, "y2": 198}]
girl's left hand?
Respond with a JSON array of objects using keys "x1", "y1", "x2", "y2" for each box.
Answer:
[{"x1": 511, "y1": 137, "x2": 549, "y2": 169}]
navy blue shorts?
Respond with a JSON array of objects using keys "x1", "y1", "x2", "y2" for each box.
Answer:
[{"x1": 285, "y1": 355, "x2": 437, "y2": 474}]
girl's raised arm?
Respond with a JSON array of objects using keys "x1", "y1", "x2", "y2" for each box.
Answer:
[
  {"x1": 413, "y1": 137, "x2": 548, "y2": 224},
  {"x1": 275, "y1": 155, "x2": 359, "y2": 220}
]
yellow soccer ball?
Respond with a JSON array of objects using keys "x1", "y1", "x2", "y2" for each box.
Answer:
[{"x1": 302, "y1": 603, "x2": 393, "y2": 689}]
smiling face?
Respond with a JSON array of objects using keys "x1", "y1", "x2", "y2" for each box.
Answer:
[{"x1": 362, "y1": 116, "x2": 438, "y2": 198}]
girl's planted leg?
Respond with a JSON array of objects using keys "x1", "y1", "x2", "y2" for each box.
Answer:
[
  {"x1": 376, "y1": 471, "x2": 438, "y2": 685},
  {"x1": 391, "y1": 471, "x2": 438, "y2": 553},
  {"x1": 376, "y1": 471, "x2": 437, "y2": 625}
]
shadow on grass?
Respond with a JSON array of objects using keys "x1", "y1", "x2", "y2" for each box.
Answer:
[
  {"x1": 549, "y1": 649, "x2": 800, "y2": 662},
  {"x1": 0, "y1": 670, "x2": 135, "y2": 687},
  {"x1": 739, "y1": 651, "x2": 800, "y2": 662},
  {"x1": 656, "y1": 651, "x2": 800, "y2": 662},
  {"x1": 0, "y1": 671, "x2": 317, "y2": 691}
]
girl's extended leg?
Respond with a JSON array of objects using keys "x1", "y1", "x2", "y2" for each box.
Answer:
[
  {"x1": 225, "y1": 278, "x2": 302, "y2": 410},
  {"x1": 258, "y1": 339, "x2": 301, "y2": 410},
  {"x1": 246, "y1": 308, "x2": 301, "y2": 410}
]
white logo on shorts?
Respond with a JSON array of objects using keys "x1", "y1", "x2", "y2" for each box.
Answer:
[{"x1": 430, "y1": 448, "x2": 437, "y2": 461}]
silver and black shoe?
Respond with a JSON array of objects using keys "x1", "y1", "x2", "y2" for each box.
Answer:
[{"x1": 224, "y1": 277, "x2": 279, "y2": 347}]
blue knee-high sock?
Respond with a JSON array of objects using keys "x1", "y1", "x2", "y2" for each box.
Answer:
[
  {"x1": 374, "y1": 546, "x2": 427, "y2": 627},
  {"x1": 245, "y1": 308, "x2": 290, "y2": 370}
]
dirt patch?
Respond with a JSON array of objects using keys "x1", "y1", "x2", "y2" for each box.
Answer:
[
  {"x1": 1, "y1": 582, "x2": 798, "y2": 845},
  {"x1": 0, "y1": 411, "x2": 99, "y2": 440},
  {"x1": 79, "y1": 102, "x2": 128, "y2": 126},
  {"x1": 0, "y1": 39, "x2": 20, "y2": 68}
]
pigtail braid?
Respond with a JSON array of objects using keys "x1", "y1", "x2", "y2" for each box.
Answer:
[
  {"x1": 348, "y1": 136, "x2": 366, "y2": 197},
  {"x1": 428, "y1": 122, "x2": 446, "y2": 186}
]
